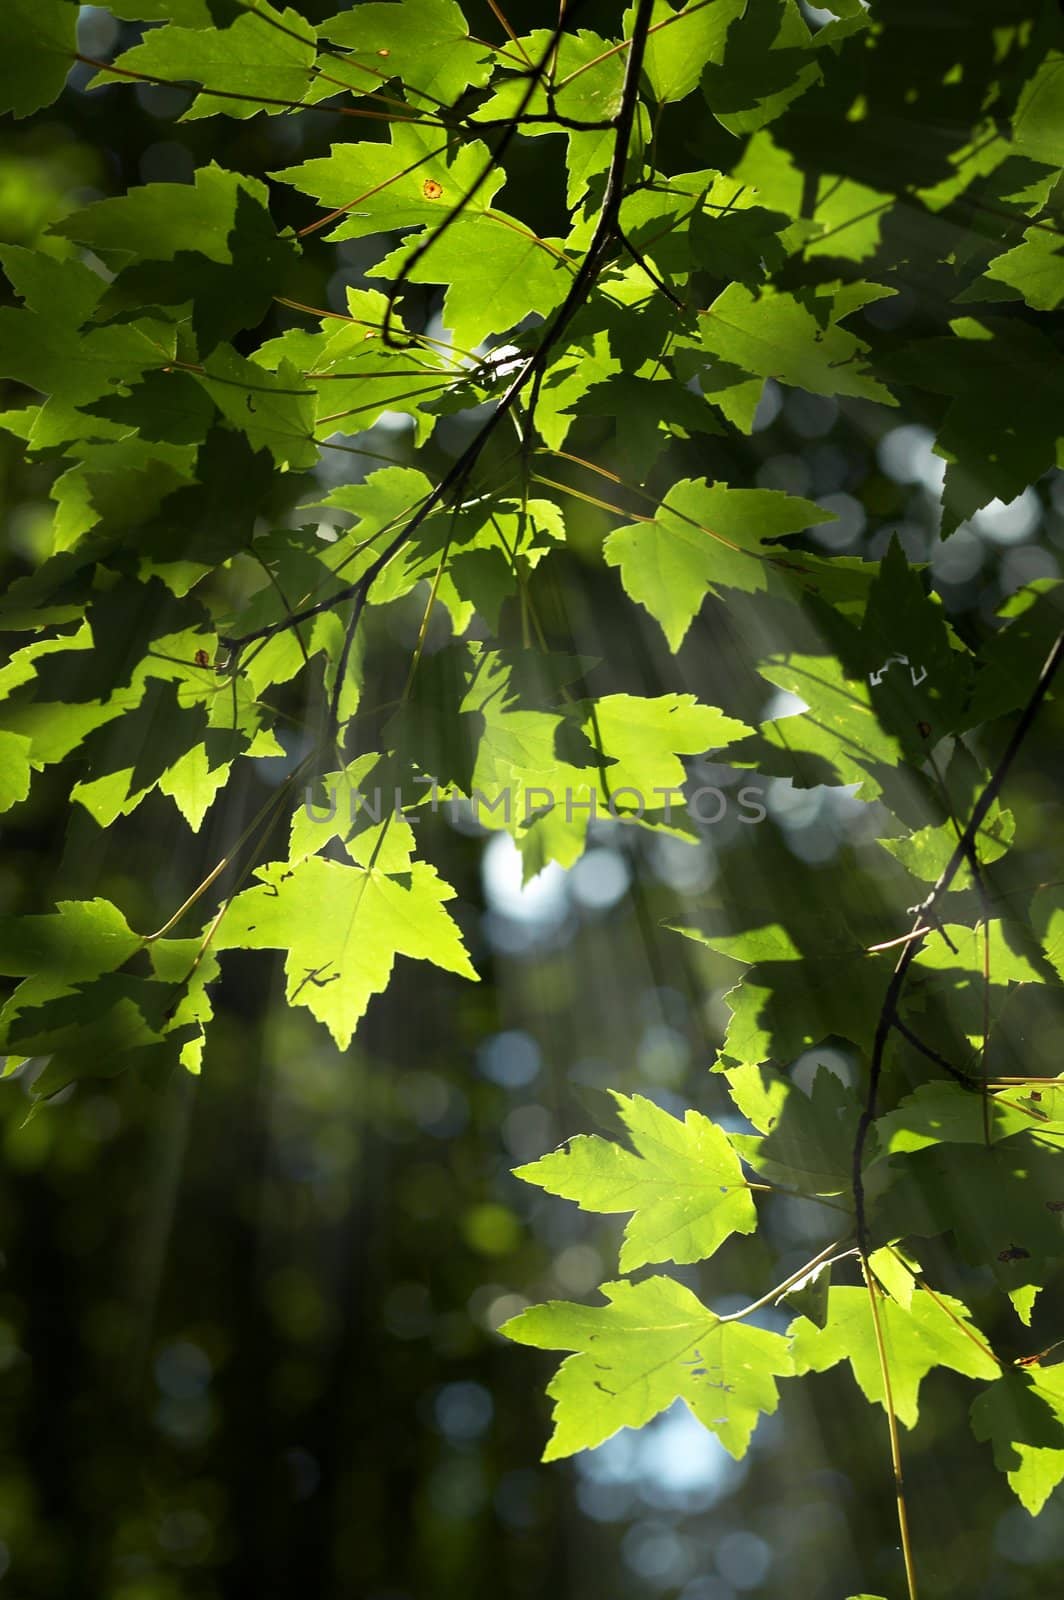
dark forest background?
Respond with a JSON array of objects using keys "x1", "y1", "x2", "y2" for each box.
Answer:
[{"x1": 2, "y1": 3, "x2": 1064, "y2": 1597}]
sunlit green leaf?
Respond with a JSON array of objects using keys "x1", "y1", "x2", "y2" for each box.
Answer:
[
  {"x1": 514, "y1": 1090, "x2": 756, "y2": 1271},
  {"x1": 790, "y1": 1284, "x2": 999, "y2": 1428},
  {"x1": 214, "y1": 855, "x2": 477, "y2": 1049},
  {"x1": 503, "y1": 1275, "x2": 792, "y2": 1460},
  {"x1": 700, "y1": 282, "x2": 895, "y2": 408},
  {"x1": 604, "y1": 479, "x2": 836, "y2": 650}
]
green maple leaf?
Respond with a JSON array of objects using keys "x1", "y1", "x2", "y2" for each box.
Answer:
[
  {"x1": 433, "y1": 498, "x2": 563, "y2": 635},
  {"x1": 589, "y1": 692, "x2": 749, "y2": 796},
  {"x1": 1, "y1": 0, "x2": 77, "y2": 119},
  {"x1": 984, "y1": 226, "x2": 1064, "y2": 312},
  {"x1": 872, "y1": 1142, "x2": 1064, "y2": 1298},
  {"x1": 727, "y1": 130, "x2": 892, "y2": 264},
  {"x1": 387, "y1": 646, "x2": 486, "y2": 791},
  {"x1": 46, "y1": 441, "x2": 195, "y2": 556},
  {"x1": 1011, "y1": 50, "x2": 1064, "y2": 167},
  {"x1": 147, "y1": 938, "x2": 221, "y2": 1077},
  {"x1": 2, "y1": 974, "x2": 188, "y2": 1097},
  {"x1": 971, "y1": 1366, "x2": 1064, "y2": 1516},
  {"x1": 616, "y1": 167, "x2": 717, "y2": 280},
  {"x1": 258, "y1": 288, "x2": 448, "y2": 446},
  {"x1": 700, "y1": 282, "x2": 895, "y2": 408},
  {"x1": 873, "y1": 1081, "x2": 1064, "y2": 1159},
  {"x1": 879, "y1": 807, "x2": 1015, "y2": 885},
  {"x1": 68, "y1": 661, "x2": 280, "y2": 832},
  {"x1": 965, "y1": 582, "x2": 1064, "y2": 727},
  {"x1": 514, "y1": 1091, "x2": 757, "y2": 1271},
  {"x1": 689, "y1": 200, "x2": 790, "y2": 288},
  {"x1": 0, "y1": 301, "x2": 172, "y2": 418},
  {"x1": 672, "y1": 923, "x2": 803, "y2": 965},
  {"x1": 0, "y1": 244, "x2": 104, "y2": 324},
  {"x1": 55, "y1": 163, "x2": 269, "y2": 266},
  {"x1": 462, "y1": 700, "x2": 583, "y2": 830},
  {"x1": 368, "y1": 218, "x2": 570, "y2": 352},
  {"x1": 561, "y1": 373, "x2": 723, "y2": 480},
  {"x1": 914, "y1": 921, "x2": 1044, "y2": 986},
  {"x1": 288, "y1": 754, "x2": 416, "y2": 867},
  {"x1": 502, "y1": 1275, "x2": 792, "y2": 1460},
  {"x1": 525, "y1": 327, "x2": 620, "y2": 452},
  {"x1": 471, "y1": 28, "x2": 624, "y2": 209},
  {"x1": 70, "y1": 679, "x2": 209, "y2": 828},
  {"x1": 318, "y1": 0, "x2": 495, "y2": 107},
  {"x1": 699, "y1": 0, "x2": 820, "y2": 135},
  {"x1": 789, "y1": 1284, "x2": 999, "y2": 1429},
  {"x1": 674, "y1": 924, "x2": 888, "y2": 1070},
  {"x1": 273, "y1": 126, "x2": 493, "y2": 243},
  {"x1": 729, "y1": 1065, "x2": 861, "y2": 1197},
  {"x1": 214, "y1": 855, "x2": 477, "y2": 1049},
  {"x1": 90, "y1": 5, "x2": 317, "y2": 119},
  {"x1": 54, "y1": 166, "x2": 301, "y2": 355},
  {"x1": 0, "y1": 686, "x2": 124, "y2": 788},
  {"x1": 604, "y1": 479, "x2": 836, "y2": 650},
  {"x1": 1033, "y1": 882, "x2": 1064, "y2": 983},
  {"x1": 195, "y1": 347, "x2": 317, "y2": 469},
  {"x1": 781, "y1": 1256, "x2": 832, "y2": 1329},
  {"x1": 13, "y1": 595, "x2": 277, "y2": 829},
  {"x1": 826, "y1": 535, "x2": 973, "y2": 754},
  {"x1": 626, "y1": 0, "x2": 727, "y2": 106},
  {"x1": 0, "y1": 897, "x2": 155, "y2": 1080},
  {"x1": 128, "y1": 427, "x2": 279, "y2": 594},
  {"x1": 218, "y1": 531, "x2": 348, "y2": 699},
  {"x1": 473, "y1": 27, "x2": 620, "y2": 128},
  {"x1": 301, "y1": 463, "x2": 473, "y2": 626},
  {"x1": 439, "y1": 666, "x2": 741, "y2": 859},
  {"x1": 0, "y1": 731, "x2": 32, "y2": 813},
  {"x1": 752, "y1": 650, "x2": 905, "y2": 799},
  {"x1": 304, "y1": 469, "x2": 553, "y2": 645},
  {"x1": 713, "y1": 959, "x2": 873, "y2": 1073},
  {"x1": 0, "y1": 898, "x2": 142, "y2": 998},
  {"x1": 88, "y1": 369, "x2": 216, "y2": 450},
  {"x1": 878, "y1": 316, "x2": 1064, "y2": 532}
]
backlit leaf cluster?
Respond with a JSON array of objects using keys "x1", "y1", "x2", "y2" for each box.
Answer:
[{"x1": 2, "y1": 0, "x2": 1064, "y2": 1563}]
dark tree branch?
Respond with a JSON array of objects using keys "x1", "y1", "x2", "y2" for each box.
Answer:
[
  {"x1": 852, "y1": 630, "x2": 1064, "y2": 1255},
  {"x1": 615, "y1": 224, "x2": 686, "y2": 309},
  {"x1": 891, "y1": 1016, "x2": 976, "y2": 1090},
  {"x1": 379, "y1": 3, "x2": 597, "y2": 352},
  {"x1": 220, "y1": 0, "x2": 659, "y2": 676},
  {"x1": 465, "y1": 110, "x2": 618, "y2": 131}
]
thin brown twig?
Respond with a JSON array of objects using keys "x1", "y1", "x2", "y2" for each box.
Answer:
[
  {"x1": 863, "y1": 1263, "x2": 920, "y2": 1600},
  {"x1": 74, "y1": 52, "x2": 430, "y2": 123}
]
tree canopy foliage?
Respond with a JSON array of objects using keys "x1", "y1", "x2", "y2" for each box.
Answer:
[{"x1": 2, "y1": 2, "x2": 1064, "y2": 1595}]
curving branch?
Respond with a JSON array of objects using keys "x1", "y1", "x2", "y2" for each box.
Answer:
[
  {"x1": 852, "y1": 629, "x2": 1064, "y2": 1255},
  {"x1": 220, "y1": 0, "x2": 661, "y2": 686}
]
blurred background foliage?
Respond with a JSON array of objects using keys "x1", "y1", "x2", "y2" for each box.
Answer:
[{"x1": 2, "y1": 2, "x2": 1064, "y2": 1597}]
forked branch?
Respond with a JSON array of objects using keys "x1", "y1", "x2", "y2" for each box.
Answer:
[{"x1": 852, "y1": 629, "x2": 1064, "y2": 1255}]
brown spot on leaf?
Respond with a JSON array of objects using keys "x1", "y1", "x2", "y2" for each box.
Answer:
[
  {"x1": 194, "y1": 649, "x2": 210, "y2": 668},
  {"x1": 423, "y1": 179, "x2": 444, "y2": 200},
  {"x1": 998, "y1": 1245, "x2": 1031, "y2": 1262}
]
